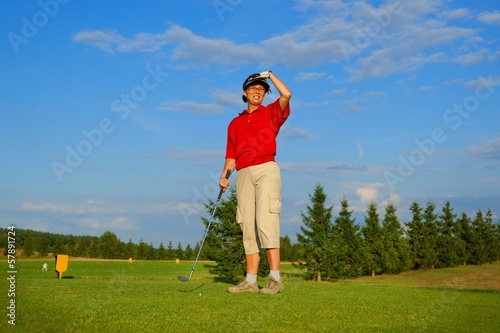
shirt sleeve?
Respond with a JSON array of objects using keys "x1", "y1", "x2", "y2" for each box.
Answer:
[
  {"x1": 225, "y1": 123, "x2": 236, "y2": 159},
  {"x1": 270, "y1": 98, "x2": 290, "y2": 133}
]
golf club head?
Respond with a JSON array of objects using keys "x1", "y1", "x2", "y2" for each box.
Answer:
[{"x1": 178, "y1": 275, "x2": 190, "y2": 282}]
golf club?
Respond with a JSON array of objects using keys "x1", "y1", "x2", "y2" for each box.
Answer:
[{"x1": 178, "y1": 169, "x2": 231, "y2": 282}]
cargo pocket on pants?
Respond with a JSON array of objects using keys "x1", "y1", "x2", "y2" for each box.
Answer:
[
  {"x1": 269, "y1": 191, "x2": 282, "y2": 214},
  {"x1": 236, "y1": 206, "x2": 243, "y2": 226}
]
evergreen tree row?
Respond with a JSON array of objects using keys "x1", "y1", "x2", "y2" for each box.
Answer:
[{"x1": 296, "y1": 184, "x2": 500, "y2": 281}]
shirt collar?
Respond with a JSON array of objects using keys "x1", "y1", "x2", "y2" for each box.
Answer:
[{"x1": 239, "y1": 105, "x2": 265, "y2": 116}]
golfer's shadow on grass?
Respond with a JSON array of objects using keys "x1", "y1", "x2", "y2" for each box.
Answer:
[
  {"x1": 178, "y1": 277, "x2": 237, "y2": 293},
  {"x1": 213, "y1": 277, "x2": 238, "y2": 285},
  {"x1": 178, "y1": 283, "x2": 207, "y2": 292}
]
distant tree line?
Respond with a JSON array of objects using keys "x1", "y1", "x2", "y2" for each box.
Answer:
[
  {"x1": 0, "y1": 228, "x2": 199, "y2": 261},
  {"x1": 2, "y1": 183, "x2": 498, "y2": 281}
]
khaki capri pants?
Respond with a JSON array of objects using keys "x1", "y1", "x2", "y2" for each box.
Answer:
[{"x1": 236, "y1": 161, "x2": 282, "y2": 254}]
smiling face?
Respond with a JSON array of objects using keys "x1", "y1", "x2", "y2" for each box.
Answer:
[{"x1": 244, "y1": 84, "x2": 266, "y2": 106}]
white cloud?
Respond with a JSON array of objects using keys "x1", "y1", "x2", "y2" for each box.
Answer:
[
  {"x1": 357, "y1": 187, "x2": 378, "y2": 203},
  {"x1": 381, "y1": 192, "x2": 401, "y2": 207},
  {"x1": 156, "y1": 100, "x2": 224, "y2": 115},
  {"x1": 22, "y1": 202, "x2": 112, "y2": 214},
  {"x1": 488, "y1": 51, "x2": 500, "y2": 62},
  {"x1": 24, "y1": 220, "x2": 51, "y2": 232},
  {"x1": 338, "y1": 104, "x2": 365, "y2": 114},
  {"x1": 337, "y1": 182, "x2": 401, "y2": 213},
  {"x1": 465, "y1": 75, "x2": 500, "y2": 90},
  {"x1": 464, "y1": 137, "x2": 500, "y2": 161},
  {"x1": 439, "y1": 8, "x2": 471, "y2": 21},
  {"x1": 453, "y1": 49, "x2": 489, "y2": 65},
  {"x1": 73, "y1": 217, "x2": 102, "y2": 229},
  {"x1": 477, "y1": 11, "x2": 500, "y2": 25},
  {"x1": 73, "y1": 1, "x2": 484, "y2": 80},
  {"x1": 73, "y1": 30, "x2": 125, "y2": 53},
  {"x1": 280, "y1": 124, "x2": 316, "y2": 140},
  {"x1": 295, "y1": 71, "x2": 328, "y2": 82},
  {"x1": 355, "y1": 182, "x2": 397, "y2": 205},
  {"x1": 209, "y1": 88, "x2": 241, "y2": 107},
  {"x1": 110, "y1": 217, "x2": 138, "y2": 230},
  {"x1": 328, "y1": 88, "x2": 347, "y2": 96},
  {"x1": 72, "y1": 217, "x2": 138, "y2": 231},
  {"x1": 156, "y1": 88, "x2": 239, "y2": 115},
  {"x1": 21, "y1": 200, "x2": 187, "y2": 217}
]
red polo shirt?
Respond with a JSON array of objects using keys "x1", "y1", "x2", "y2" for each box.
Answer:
[{"x1": 225, "y1": 98, "x2": 290, "y2": 170}]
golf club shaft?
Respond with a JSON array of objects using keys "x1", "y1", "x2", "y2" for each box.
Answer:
[{"x1": 185, "y1": 169, "x2": 231, "y2": 280}]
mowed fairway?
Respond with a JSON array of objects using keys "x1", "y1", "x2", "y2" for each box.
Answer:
[{"x1": 3, "y1": 260, "x2": 500, "y2": 332}]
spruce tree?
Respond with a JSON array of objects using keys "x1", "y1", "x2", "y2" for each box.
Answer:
[
  {"x1": 470, "y1": 210, "x2": 485, "y2": 264},
  {"x1": 436, "y1": 201, "x2": 459, "y2": 268},
  {"x1": 421, "y1": 200, "x2": 438, "y2": 269},
  {"x1": 166, "y1": 241, "x2": 175, "y2": 260},
  {"x1": 184, "y1": 244, "x2": 195, "y2": 260},
  {"x1": 361, "y1": 202, "x2": 383, "y2": 277},
  {"x1": 124, "y1": 239, "x2": 136, "y2": 259},
  {"x1": 381, "y1": 203, "x2": 408, "y2": 274},
  {"x1": 176, "y1": 242, "x2": 184, "y2": 260},
  {"x1": 484, "y1": 209, "x2": 497, "y2": 262},
  {"x1": 331, "y1": 197, "x2": 365, "y2": 279},
  {"x1": 157, "y1": 242, "x2": 167, "y2": 260},
  {"x1": 147, "y1": 243, "x2": 157, "y2": 260},
  {"x1": 204, "y1": 187, "x2": 247, "y2": 279},
  {"x1": 493, "y1": 221, "x2": 500, "y2": 262},
  {"x1": 296, "y1": 183, "x2": 334, "y2": 281},
  {"x1": 136, "y1": 239, "x2": 148, "y2": 260},
  {"x1": 280, "y1": 235, "x2": 294, "y2": 262},
  {"x1": 455, "y1": 212, "x2": 472, "y2": 265},
  {"x1": 406, "y1": 201, "x2": 424, "y2": 270},
  {"x1": 470, "y1": 209, "x2": 496, "y2": 264}
]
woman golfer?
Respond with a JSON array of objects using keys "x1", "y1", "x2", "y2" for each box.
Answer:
[{"x1": 219, "y1": 71, "x2": 291, "y2": 294}]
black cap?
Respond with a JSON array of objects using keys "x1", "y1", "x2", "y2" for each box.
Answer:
[{"x1": 242, "y1": 74, "x2": 271, "y2": 103}]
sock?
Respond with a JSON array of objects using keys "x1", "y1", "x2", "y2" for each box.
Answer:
[
  {"x1": 270, "y1": 270, "x2": 280, "y2": 281},
  {"x1": 245, "y1": 273, "x2": 257, "y2": 284}
]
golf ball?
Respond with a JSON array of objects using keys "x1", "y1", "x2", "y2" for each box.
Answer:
[{"x1": 199, "y1": 293, "x2": 201, "y2": 297}]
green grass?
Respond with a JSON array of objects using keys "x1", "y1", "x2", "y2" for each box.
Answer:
[{"x1": 2, "y1": 260, "x2": 499, "y2": 332}]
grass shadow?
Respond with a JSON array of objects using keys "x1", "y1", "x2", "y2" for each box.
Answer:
[
  {"x1": 212, "y1": 276, "x2": 239, "y2": 285},
  {"x1": 178, "y1": 283, "x2": 207, "y2": 292}
]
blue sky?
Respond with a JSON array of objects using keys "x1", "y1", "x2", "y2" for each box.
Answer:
[{"x1": 1, "y1": 0, "x2": 499, "y2": 248}]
